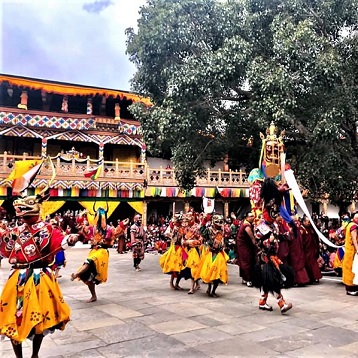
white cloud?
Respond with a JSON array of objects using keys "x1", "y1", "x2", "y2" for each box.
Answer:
[{"x1": 1, "y1": 0, "x2": 146, "y2": 91}]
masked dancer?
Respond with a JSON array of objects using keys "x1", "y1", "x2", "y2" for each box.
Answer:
[
  {"x1": 71, "y1": 204, "x2": 113, "y2": 302},
  {"x1": 0, "y1": 187, "x2": 78, "y2": 358}
]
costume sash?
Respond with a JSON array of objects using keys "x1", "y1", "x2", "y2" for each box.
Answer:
[{"x1": 284, "y1": 169, "x2": 342, "y2": 249}]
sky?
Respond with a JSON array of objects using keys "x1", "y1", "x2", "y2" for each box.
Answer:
[{"x1": 1, "y1": 0, "x2": 146, "y2": 91}]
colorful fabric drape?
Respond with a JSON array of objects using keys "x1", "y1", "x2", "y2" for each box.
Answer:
[
  {"x1": 128, "y1": 201, "x2": 143, "y2": 215},
  {"x1": 40, "y1": 201, "x2": 66, "y2": 220},
  {"x1": 78, "y1": 201, "x2": 120, "y2": 225}
]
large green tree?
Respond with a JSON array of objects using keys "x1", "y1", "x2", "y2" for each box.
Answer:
[{"x1": 126, "y1": 0, "x2": 358, "y2": 204}]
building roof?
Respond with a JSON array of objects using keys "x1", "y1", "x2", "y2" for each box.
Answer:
[{"x1": 0, "y1": 73, "x2": 152, "y2": 106}]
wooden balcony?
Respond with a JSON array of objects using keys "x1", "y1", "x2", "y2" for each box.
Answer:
[{"x1": 0, "y1": 152, "x2": 249, "y2": 188}]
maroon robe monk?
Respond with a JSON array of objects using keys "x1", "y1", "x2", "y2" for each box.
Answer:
[
  {"x1": 236, "y1": 212, "x2": 256, "y2": 285},
  {"x1": 300, "y1": 216, "x2": 322, "y2": 283},
  {"x1": 288, "y1": 220, "x2": 310, "y2": 285}
]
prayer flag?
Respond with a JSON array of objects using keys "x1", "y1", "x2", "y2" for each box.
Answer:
[
  {"x1": 7, "y1": 160, "x2": 43, "y2": 194},
  {"x1": 84, "y1": 166, "x2": 101, "y2": 180}
]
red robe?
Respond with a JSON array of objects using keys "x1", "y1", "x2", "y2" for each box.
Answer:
[
  {"x1": 236, "y1": 220, "x2": 257, "y2": 282},
  {"x1": 301, "y1": 225, "x2": 322, "y2": 282},
  {"x1": 288, "y1": 227, "x2": 310, "y2": 285}
]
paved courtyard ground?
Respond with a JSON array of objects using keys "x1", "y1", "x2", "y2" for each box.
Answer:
[{"x1": 1, "y1": 245, "x2": 358, "y2": 358}]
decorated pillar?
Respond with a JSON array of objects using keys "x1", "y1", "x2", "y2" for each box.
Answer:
[
  {"x1": 184, "y1": 202, "x2": 190, "y2": 213},
  {"x1": 41, "y1": 138, "x2": 47, "y2": 158},
  {"x1": 141, "y1": 144, "x2": 146, "y2": 164},
  {"x1": 143, "y1": 200, "x2": 148, "y2": 226},
  {"x1": 114, "y1": 103, "x2": 121, "y2": 121},
  {"x1": 99, "y1": 143, "x2": 104, "y2": 176},
  {"x1": 99, "y1": 142, "x2": 104, "y2": 160},
  {"x1": 17, "y1": 91, "x2": 28, "y2": 110},
  {"x1": 87, "y1": 98, "x2": 93, "y2": 115}
]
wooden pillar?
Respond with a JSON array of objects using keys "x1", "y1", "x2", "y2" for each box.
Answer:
[
  {"x1": 224, "y1": 201, "x2": 229, "y2": 218},
  {"x1": 114, "y1": 103, "x2": 121, "y2": 120},
  {"x1": 172, "y1": 202, "x2": 176, "y2": 216},
  {"x1": 18, "y1": 91, "x2": 28, "y2": 110},
  {"x1": 142, "y1": 200, "x2": 148, "y2": 226}
]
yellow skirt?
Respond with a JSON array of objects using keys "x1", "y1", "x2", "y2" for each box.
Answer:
[
  {"x1": 77, "y1": 247, "x2": 109, "y2": 284},
  {"x1": 200, "y1": 250, "x2": 229, "y2": 284},
  {"x1": 185, "y1": 247, "x2": 201, "y2": 278},
  {"x1": 192, "y1": 245, "x2": 209, "y2": 281},
  {"x1": 159, "y1": 243, "x2": 183, "y2": 274},
  {"x1": 0, "y1": 267, "x2": 70, "y2": 343}
]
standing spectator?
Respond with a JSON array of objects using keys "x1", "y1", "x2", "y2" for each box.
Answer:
[
  {"x1": 115, "y1": 218, "x2": 130, "y2": 254},
  {"x1": 342, "y1": 212, "x2": 358, "y2": 295},
  {"x1": 236, "y1": 211, "x2": 256, "y2": 287}
]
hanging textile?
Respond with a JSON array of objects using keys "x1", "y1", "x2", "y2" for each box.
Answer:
[
  {"x1": 40, "y1": 201, "x2": 66, "y2": 220},
  {"x1": 128, "y1": 201, "x2": 143, "y2": 215},
  {"x1": 79, "y1": 201, "x2": 120, "y2": 225},
  {"x1": 0, "y1": 74, "x2": 152, "y2": 106}
]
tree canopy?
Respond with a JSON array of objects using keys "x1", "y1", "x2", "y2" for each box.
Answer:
[{"x1": 126, "y1": 0, "x2": 358, "y2": 204}]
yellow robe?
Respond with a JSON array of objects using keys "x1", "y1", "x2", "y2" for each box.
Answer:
[
  {"x1": 0, "y1": 268, "x2": 70, "y2": 343},
  {"x1": 342, "y1": 222, "x2": 358, "y2": 287},
  {"x1": 159, "y1": 243, "x2": 183, "y2": 274},
  {"x1": 200, "y1": 250, "x2": 229, "y2": 284}
]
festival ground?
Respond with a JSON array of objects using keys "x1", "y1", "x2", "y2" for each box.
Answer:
[{"x1": 1, "y1": 246, "x2": 357, "y2": 358}]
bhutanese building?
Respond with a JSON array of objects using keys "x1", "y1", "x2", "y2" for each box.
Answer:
[{"x1": 0, "y1": 74, "x2": 251, "y2": 223}]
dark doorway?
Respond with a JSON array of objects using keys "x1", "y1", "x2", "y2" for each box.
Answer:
[
  {"x1": 0, "y1": 198, "x2": 15, "y2": 219},
  {"x1": 108, "y1": 201, "x2": 136, "y2": 223},
  {"x1": 55, "y1": 201, "x2": 83, "y2": 216}
]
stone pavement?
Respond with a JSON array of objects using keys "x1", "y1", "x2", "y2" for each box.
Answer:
[{"x1": 1, "y1": 246, "x2": 358, "y2": 358}]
